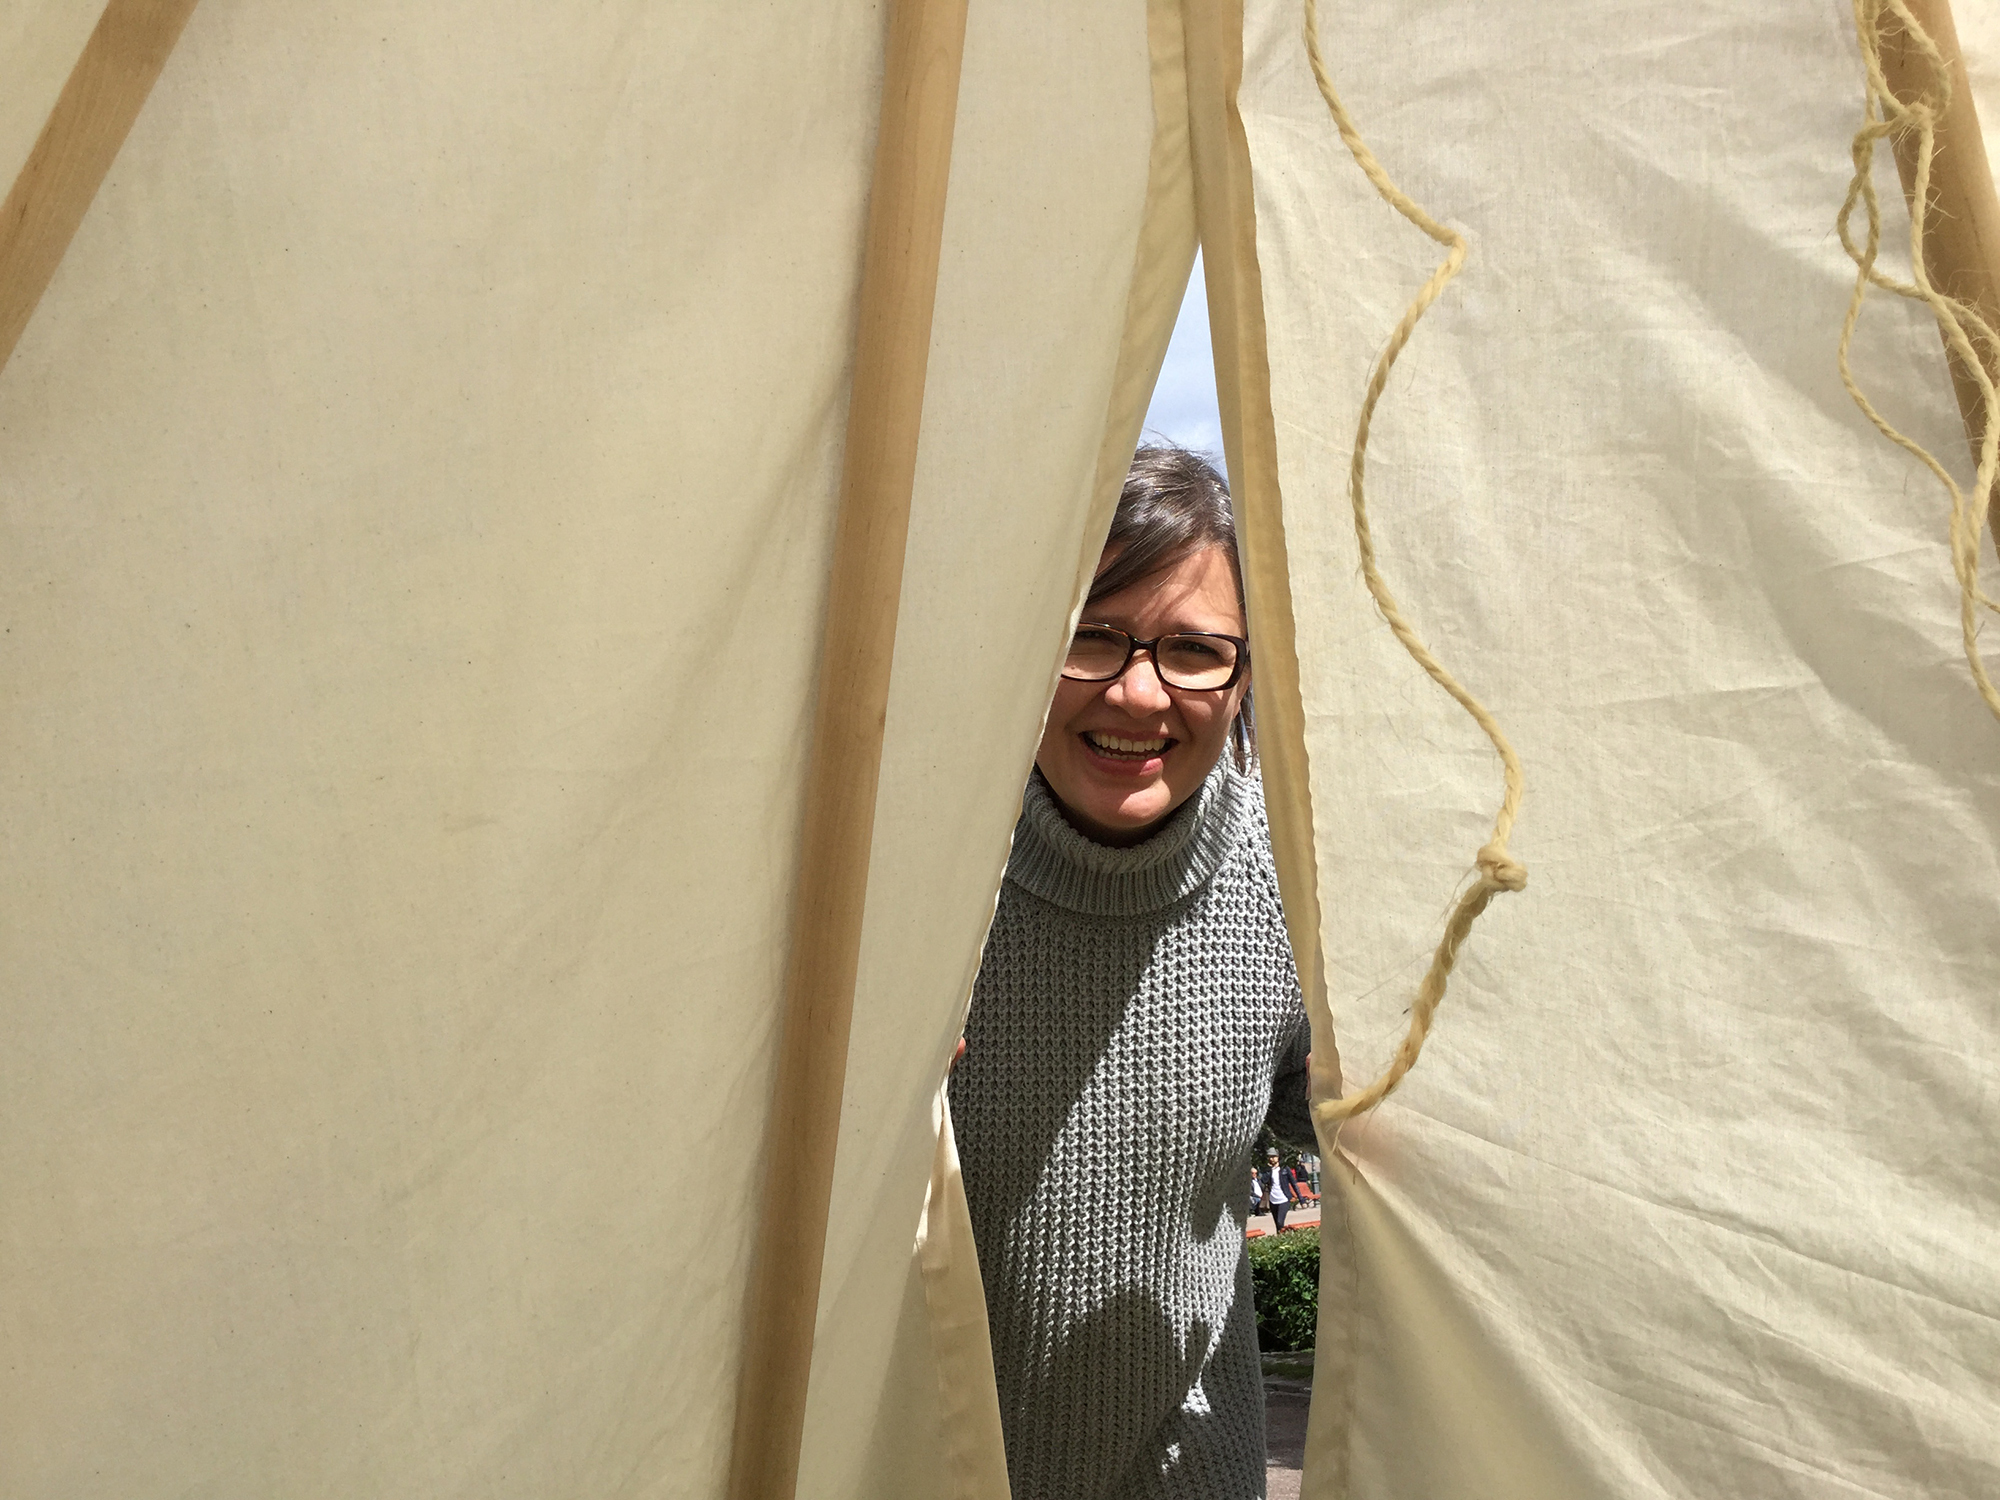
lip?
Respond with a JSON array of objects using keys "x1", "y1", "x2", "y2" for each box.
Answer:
[{"x1": 1077, "y1": 730, "x2": 1174, "y2": 778}]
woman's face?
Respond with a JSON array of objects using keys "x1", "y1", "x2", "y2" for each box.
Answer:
[{"x1": 1035, "y1": 544, "x2": 1250, "y2": 846}]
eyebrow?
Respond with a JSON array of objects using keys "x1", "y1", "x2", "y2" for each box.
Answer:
[{"x1": 1080, "y1": 613, "x2": 1246, "y2": 636}]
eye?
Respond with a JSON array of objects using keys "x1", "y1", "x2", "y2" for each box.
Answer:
[
  {"x1": 1161, "y1": 635, "x2": 1229, "y2": 663},
  {"x1": 1062, "y1": 625, "x2": 1132, "y2": 682}
]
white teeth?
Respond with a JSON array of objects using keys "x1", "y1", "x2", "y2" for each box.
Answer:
[{"x1": 1085, "y1": 732, "x2": 1168, "y2": 755}]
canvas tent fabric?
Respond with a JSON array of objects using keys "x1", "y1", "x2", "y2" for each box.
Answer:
[
  {"x1": 1, "y1": 1, "x2": 1178, "y2": 1495},
  {"x1": 5, "y1": 2, "x2": 1998, "y2": 1499},
  {"x1": 1238, "y1": 0, "x2": 2000, "y2": 1496}
]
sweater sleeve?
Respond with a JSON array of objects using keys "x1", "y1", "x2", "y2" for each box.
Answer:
[{"x1": 1263, "y1": 1006, "x2": 1317, "y2": 1150}]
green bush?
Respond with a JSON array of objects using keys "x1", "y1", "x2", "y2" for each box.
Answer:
[{"x1": 1247, "y1": 1226, "x2": 1319, "y2": 1353}]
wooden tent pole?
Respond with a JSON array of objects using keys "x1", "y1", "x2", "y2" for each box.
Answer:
[
  {"x1": 724, "y1": 1, "x2": 968, "y2": 1496},
  {"x1": 0, "y1": 0, "x2": 200, "y2": 376},
  {"x1": 1876, "y1": 0, "x2": 2000, "y2": 554}
]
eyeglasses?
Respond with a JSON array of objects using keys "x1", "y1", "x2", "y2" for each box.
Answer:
[{"x1": 1061, "y1": 624, "x2": 1249, "y2": 691}]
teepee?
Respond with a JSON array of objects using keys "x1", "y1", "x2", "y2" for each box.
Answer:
[{"x1": 2, "y1": 1, "x2": 1993, "y2": 1497}]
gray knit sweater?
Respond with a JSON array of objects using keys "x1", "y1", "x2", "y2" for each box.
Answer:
[{"x1": 950, "y1": 760, "x2": 1314, "y2": 1500}]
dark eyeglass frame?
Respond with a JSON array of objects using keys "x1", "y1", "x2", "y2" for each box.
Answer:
[{"x1": 1061, "y1": 624, "x2": 1251, "y2": 692}]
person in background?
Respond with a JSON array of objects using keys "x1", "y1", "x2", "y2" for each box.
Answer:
[{"x1": 1257, "y1": 1146, "x2": 1291, "y2": 1232}]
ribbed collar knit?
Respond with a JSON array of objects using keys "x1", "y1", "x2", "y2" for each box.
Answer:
[{"x1": 1004, "y1": 759, "x2": 1253, "y2": 917}]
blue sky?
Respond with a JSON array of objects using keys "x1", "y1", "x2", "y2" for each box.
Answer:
[{"x1": 1139, "y1": 252, "x2": 1224, "y2": 460}]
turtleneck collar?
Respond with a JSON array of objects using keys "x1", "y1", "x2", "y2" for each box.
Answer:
[{"x1": 1004, "y1": 758, "x2": 1254, "y2": 917}]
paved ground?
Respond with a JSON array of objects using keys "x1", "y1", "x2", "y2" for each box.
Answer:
[
  {"x1": 1261, "y1": 1347, "x2": 1314, "y2": 1498},
  {"x1": 1264, "y1": 1380, "x2": 1310, "y2": 1498}
]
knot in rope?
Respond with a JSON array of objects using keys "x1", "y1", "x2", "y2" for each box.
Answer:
[{"x1": 1476, "y1": 843, "x2": 1527, "y2": 892}]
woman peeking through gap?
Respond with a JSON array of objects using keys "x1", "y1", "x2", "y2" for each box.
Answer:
[{"x1": 950, "y1": 445, "x2": 1315, "y2": 1500}]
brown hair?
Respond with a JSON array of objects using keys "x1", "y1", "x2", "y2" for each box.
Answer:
[{"x1": 1087, "y1": 444, "x2": 1254, "y2": 769}]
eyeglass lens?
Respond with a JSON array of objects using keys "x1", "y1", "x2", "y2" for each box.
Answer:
[{"x1": 1063, "y1": 625, "x2": 1240, "y2": 690}]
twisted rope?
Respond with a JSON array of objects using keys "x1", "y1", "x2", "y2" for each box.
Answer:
[
  {"x1": 1302, "y1": 0, "x2": 1527, "y2": 1125},
  {"x1": 1838, "y1": 0, "x2": 2000, "y2": 722}
]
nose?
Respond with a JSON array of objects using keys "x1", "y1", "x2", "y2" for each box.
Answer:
[{"x1": 1103, "y1": 648, "x2": 1173, "y2": 714}]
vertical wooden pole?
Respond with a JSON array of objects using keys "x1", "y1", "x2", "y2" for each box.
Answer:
[
  {"x1": 0, "y1": 0, "x2": 201, "y2": 376},
  {"x1": 1876, "y1": 0, "x2": 2000, "y2": 553},
  {"x1": 724, "y1": 1, "x2": 969, "y2": 1496}
]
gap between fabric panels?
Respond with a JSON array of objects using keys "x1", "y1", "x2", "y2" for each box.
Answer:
[
  {"x1": 899, "y1": 0, "x2": 1206, "y2": 1492},
  {"x1": 837, "y1": 1, "x2": 1354, "y2": 1492},
  {"x1": 1182, "y1": 1, "x2": 1357, "y2": 1494}
]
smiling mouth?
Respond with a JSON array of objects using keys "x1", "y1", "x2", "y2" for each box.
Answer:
[{"x1": 1082, "y1": 731, "x2": 1173, "y2": 759}]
